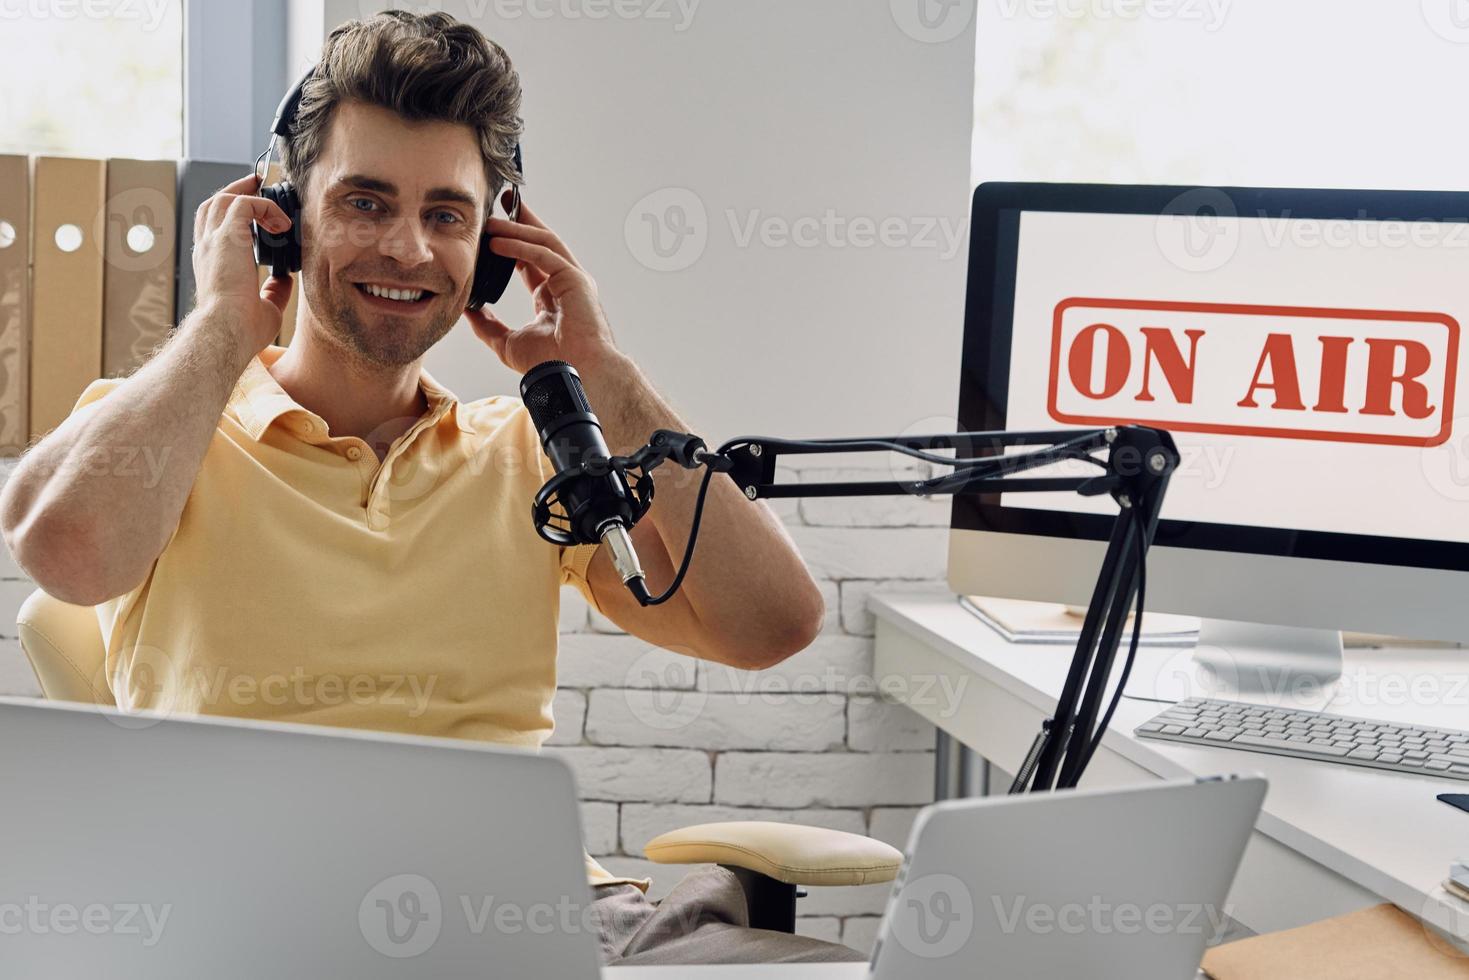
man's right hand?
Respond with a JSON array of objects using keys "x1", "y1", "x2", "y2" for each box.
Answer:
[{"x1": 191, "y1": 172, "x2": 295, "y2": 358}]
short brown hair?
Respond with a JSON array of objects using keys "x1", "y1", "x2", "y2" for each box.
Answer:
[{"x1": 281, "y1": 9, "x2": 523, "y2": 216}]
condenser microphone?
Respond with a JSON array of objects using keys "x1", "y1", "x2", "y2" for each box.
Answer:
[{"x1": 520, "y1": 360, "x2": 652, "y2": 604}]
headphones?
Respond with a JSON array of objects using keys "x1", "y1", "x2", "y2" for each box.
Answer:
[{"x1": 251, "y1": 64, "x2": 523, "y2": 310}]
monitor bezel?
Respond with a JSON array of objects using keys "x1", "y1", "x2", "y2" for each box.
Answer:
[{"x1": 955, "y1": 181, "x2": 1469, "y2": 574}]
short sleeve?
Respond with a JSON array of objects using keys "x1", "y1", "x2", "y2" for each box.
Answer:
[
  {"x1": 69, "y1": 376, "x2": 125, "y2": 419},
  {"x1": 560, "y1": 541, "x2": 605, "y2": 615}
]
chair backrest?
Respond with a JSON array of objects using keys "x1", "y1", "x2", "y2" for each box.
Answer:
[{"x1": 16, "y1": 587, "x2": 114, "y2": 705}]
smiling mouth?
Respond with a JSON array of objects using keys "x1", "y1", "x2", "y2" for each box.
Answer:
[{"x1": 354, "y1": 282, "x2": 437, "y2": 309}]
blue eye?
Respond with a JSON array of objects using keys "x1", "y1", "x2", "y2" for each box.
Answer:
[
  {"x1": 348, "y1": 197, "x2": 380, "y2": 213},
  {"x1": 432, "y1": 210, "x2": 460, "y2": 224}
]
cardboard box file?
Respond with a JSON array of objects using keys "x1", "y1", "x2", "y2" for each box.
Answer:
[
  {"x1": 30, "y1": 156, "x2": 106, "y2": 442},
  {"x1": 0, "y1": 155, "x2": 30, "y2": 453},
  {"x1": 102, "y1": 158, "x2": 177, "y2": 378}
]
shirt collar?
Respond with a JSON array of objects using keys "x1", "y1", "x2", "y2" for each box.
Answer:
[{"x1": 231, "y1": 345, "x2": 476, "y2": 440}]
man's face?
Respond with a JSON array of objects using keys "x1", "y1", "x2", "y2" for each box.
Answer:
[{"x1": 298, "y1": 101, "x2": 491, "y2": 369}]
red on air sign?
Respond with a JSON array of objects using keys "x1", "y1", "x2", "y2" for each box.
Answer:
[{"x1": 1046, "y1": 298, "x2": 1460, "y2": 448}]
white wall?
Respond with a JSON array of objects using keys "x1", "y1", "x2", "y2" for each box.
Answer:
[
  {"x1": 327, "y1": 0, "x2": 976, "y2": 445},
  {"x1": 0, "y1": 3, "x2": 976, "y2": 956}
]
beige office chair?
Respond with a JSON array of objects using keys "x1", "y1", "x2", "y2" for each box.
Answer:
[{"x1": 16, "y1": 586, "x2": 902, "y2": 933}]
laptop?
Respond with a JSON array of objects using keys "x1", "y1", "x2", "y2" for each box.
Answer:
[
  {"x1": 0, "y1": 697, "x2": 604, "y2": 977},
  {"x1": 868, "y1": 775, "x2": 1267, "y2": 978}
]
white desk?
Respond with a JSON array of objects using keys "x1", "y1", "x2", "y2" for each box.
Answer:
[
  {"x1": 870, "y1": 591, "x2": 1469, "y2": 943},
  {"x1": 605, "y1": 968, "x2": 864, "y2": 978}
]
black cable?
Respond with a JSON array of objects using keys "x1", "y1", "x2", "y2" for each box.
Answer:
[
  {"x1": 630, "y1": 430, "x2": 1114, "y2": 610},
  {"x1": 634, "y1": 461, "x2": 719, "y2": 606},
  {"x1": 924, "y1": 448, "x2": 1107, "y2": 495},
  {"x1": 717, "y1": 430, "x2": 1108, "y2": 470},
  {"x1": 720, "y1": 436, "x2": 999, "y2": 468},
  {"x1": 1077, "y1": 500, "x2": 1149, "y2": 773}
]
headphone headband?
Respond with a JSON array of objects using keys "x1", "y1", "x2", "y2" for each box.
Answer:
[{"x1": 269, "y1": 65, "x2": 315, "y2": 140}]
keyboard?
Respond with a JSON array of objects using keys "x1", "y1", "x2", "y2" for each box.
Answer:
[{"x1": 1135, "y1": 697, "x2": 1469, "y2": 781}]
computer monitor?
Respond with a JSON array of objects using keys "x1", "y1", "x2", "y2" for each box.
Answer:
[{"x1": 950, "y1": 182, "x2": 1469, "y2": 706}]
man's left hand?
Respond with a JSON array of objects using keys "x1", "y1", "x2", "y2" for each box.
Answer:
[{"x1": 463, "y1": 197, "x2": 621, "y2": 373}]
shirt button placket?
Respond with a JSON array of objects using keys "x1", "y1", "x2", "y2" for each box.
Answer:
[{"x1": 365, "y1": 454, "x2": 395, "y2": 531}]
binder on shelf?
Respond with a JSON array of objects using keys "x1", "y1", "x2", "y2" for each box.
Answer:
[
  {"x1": 0, "y1": 155, "x2": 31, "y2": 454},
  {"x1": 177, "y1": 159, "x2": 298, "y2": 348},
  {"x1": 30, "y1": 156, "x2": 106, "y2": 442},
  {"x1": 102, "y1": 158, "x2": 177, "y2": 379}
]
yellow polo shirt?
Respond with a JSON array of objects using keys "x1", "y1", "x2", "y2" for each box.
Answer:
[{"x1": 68, "y1": 343, "x2": 651, "y2": 894}]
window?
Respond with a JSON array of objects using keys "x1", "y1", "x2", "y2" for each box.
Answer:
[
  {"x1": 974, "y1": 2, "x2": 1469, "y2": 190},
  {"x1": 0, "y1": 0, "x2": 183, "y2": 158}
]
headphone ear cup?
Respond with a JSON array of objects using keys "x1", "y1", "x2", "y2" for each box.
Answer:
[
  {"x1": 468, "y1": 230, "x2": 516, "y2": 310},
  {"x1": 253, "y1": 181, "x2": 302, "y2": 277}
]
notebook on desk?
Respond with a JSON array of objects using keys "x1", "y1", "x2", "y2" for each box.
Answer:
[
  {"x1": 1201, "y1": 903, "x2": 1469, "y2": 979},
  {"x1": 961, "y1": 594, "x2": 1201, "y2": 646}
]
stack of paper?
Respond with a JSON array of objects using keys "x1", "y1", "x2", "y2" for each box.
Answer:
[{"x1": 961, "y1": 594, "x2": 1200, "y2": 647}]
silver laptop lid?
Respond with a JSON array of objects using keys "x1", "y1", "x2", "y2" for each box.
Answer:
[
  {"x1": 870, "y1": 775, "x2": 1266, "y2": 979},
  {"x1": 0, "y1": 697, "x2": 603, "y2": 978}
]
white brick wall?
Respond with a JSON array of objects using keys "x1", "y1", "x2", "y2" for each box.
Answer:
[
  {"x1": 714, "y1": 752, "x2": 932, "y2": 808},
  {"x1": 0, "y1": 461, "x2": 945, "y2": 954},
  {"x1": 546, "y1": 464, "x2": 951, "y2": 949}
]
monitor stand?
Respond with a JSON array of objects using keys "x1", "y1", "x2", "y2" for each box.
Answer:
[{"x1": 1122, "y1": 618, "x2": 1344, "y2": 712}]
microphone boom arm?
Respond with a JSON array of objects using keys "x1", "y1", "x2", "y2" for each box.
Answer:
[{"x1": 530, "y1": 423, "x2": 1177, "y2": 793}]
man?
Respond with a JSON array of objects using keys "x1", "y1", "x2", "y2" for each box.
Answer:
[{"x1": 0, "y1": 8, "x2": 864, "y2": 967}]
